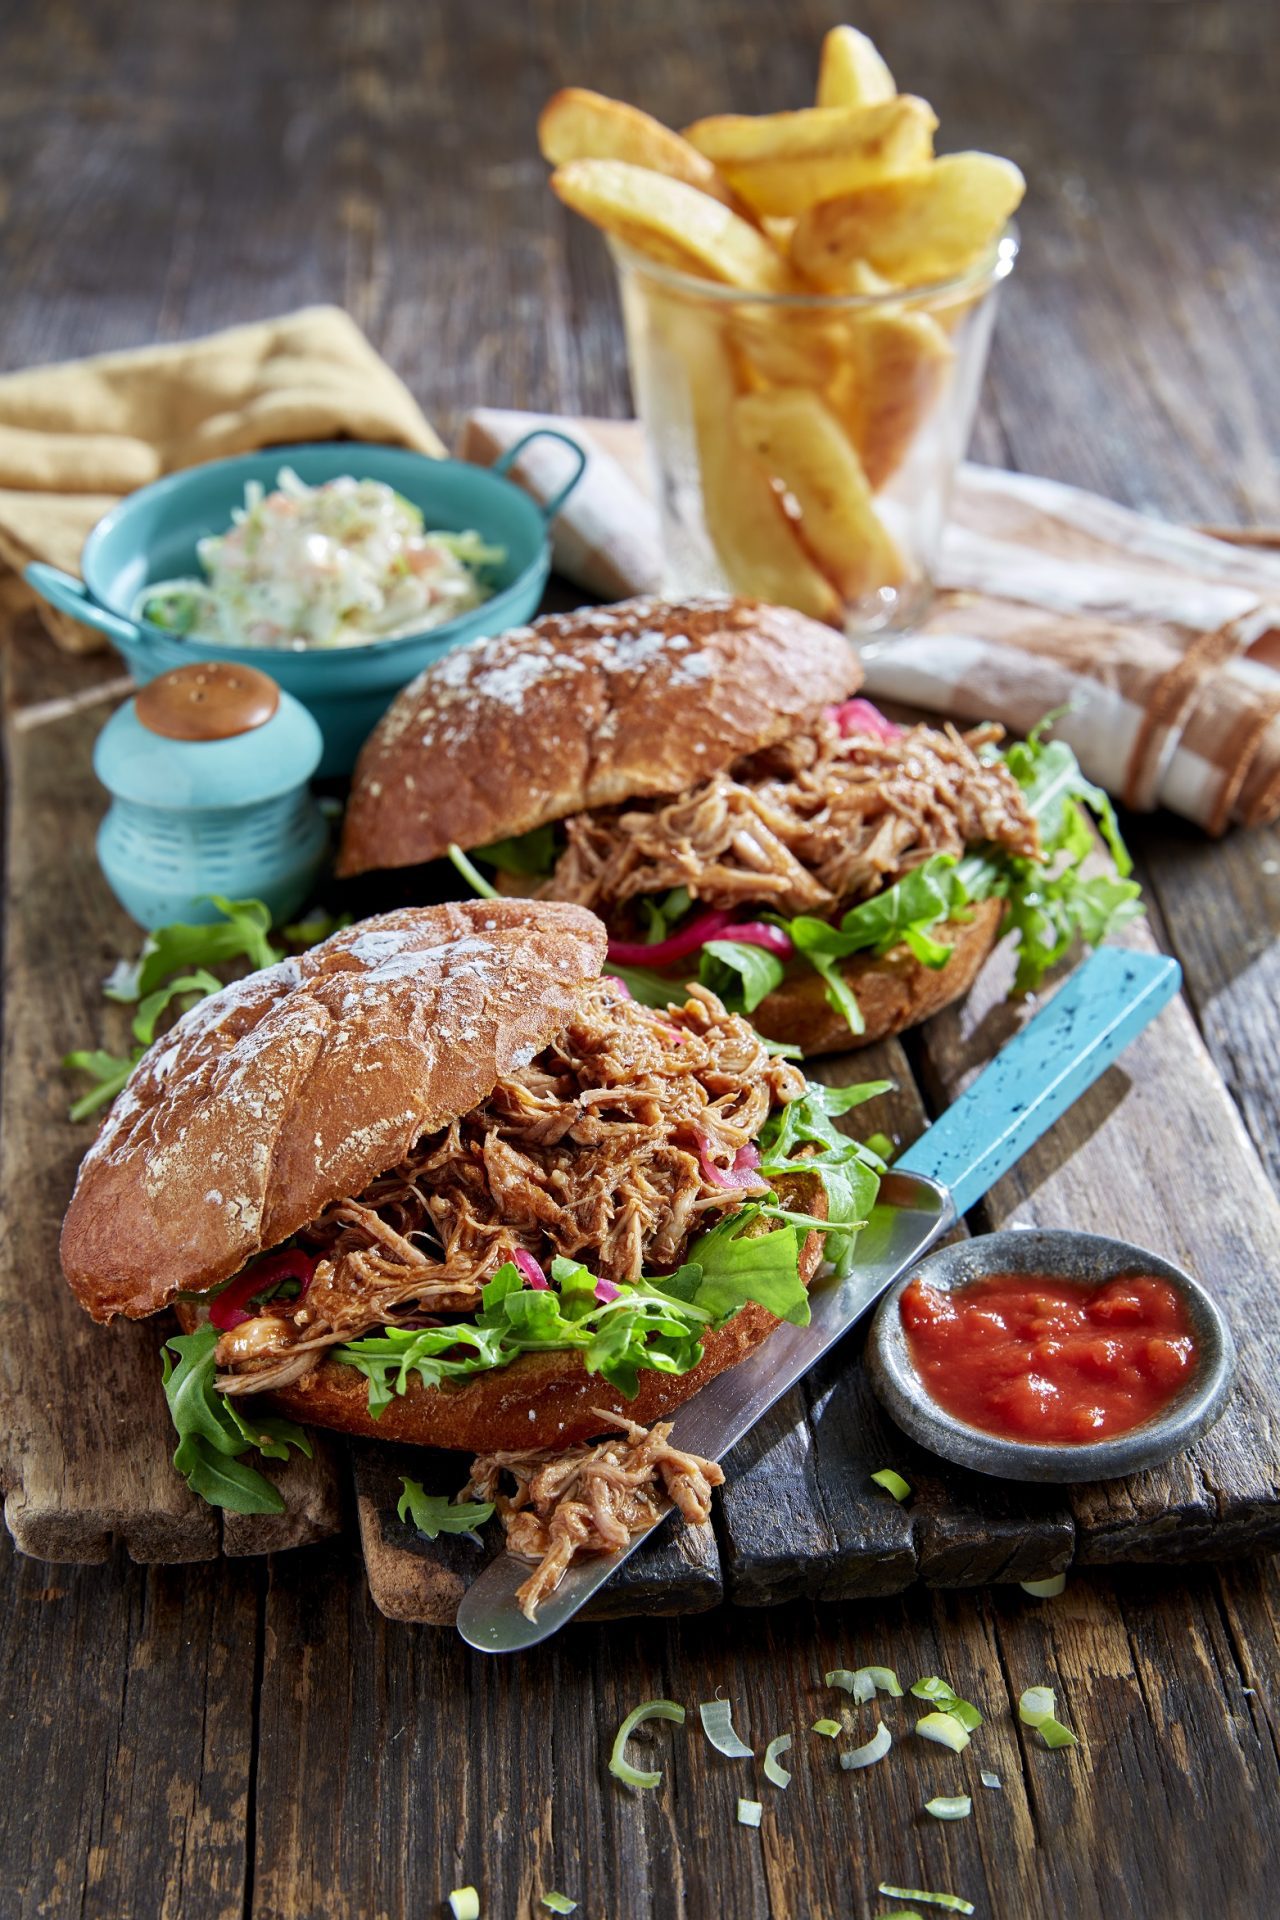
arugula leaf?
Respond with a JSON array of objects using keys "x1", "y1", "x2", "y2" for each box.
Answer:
[
  {"x1": 396, "y1": 1477, "x2": 495, "y2": 1539},
  {"x1": 473, "y1": 823, "x2": 560, "y2": 877},
  {"x1": 331, "y1": 1319, "x2": 509, "y2": 1415},
  {"x1": 757, "y1": 1078, "x2": 889, "y2": 1278},
  {"x1": 160, "y1": 1327, "x2": 311, "y2": 1514},
  {"x1": 679, "y1": 1211, "x2": 809, "y2": 1327},
  {"x1": 132, "y1": 969, "x2": 223, "y2": 1045},
  {"x1": 604, "y1": 963, "x2": 689, "y2": 1008},
  {"x1": 281, "y1": 909, "x2": 353, "y2": 945},
  {"x1": 698, "y1": 939, "x2": 786, "y2": 1013},
  {"x1": 62, "y1": 1049, "x2": 136, "y2": 1121},
  {"x1": 639, "y1": 885, "x2": 693, "y2": 944}
]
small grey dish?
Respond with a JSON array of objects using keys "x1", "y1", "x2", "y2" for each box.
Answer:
[{"x1": 865, "y1": 1229, "x2": 1237, "y2": 1483}]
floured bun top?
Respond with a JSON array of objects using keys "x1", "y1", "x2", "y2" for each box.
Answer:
[
  {"x1": 60, "y1": 901, "x2": 607, "y2": 1321},
  {"x1": 337, "y1": 595, "x2": 859, "y2": 877}
]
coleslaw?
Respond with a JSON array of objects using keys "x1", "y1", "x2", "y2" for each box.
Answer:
[{"x1": 138, "y1": 467, "x2": 504, "y2": 650}]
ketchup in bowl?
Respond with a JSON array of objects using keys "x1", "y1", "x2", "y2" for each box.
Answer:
[{"x1": 899, "y1": 1271, "x2": 1200, "y2": 1445}]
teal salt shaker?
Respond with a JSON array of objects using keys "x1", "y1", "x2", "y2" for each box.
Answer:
[{"x1": 94, "y1": 661, "x2": 329, "y2": 930}]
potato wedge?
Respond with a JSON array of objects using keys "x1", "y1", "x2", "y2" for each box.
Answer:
[
  {"x1": 792, "y1": 152, "x2": 1026, "y2": 288},
  {"x1": 728, "y1": 306, "x2": 847, "y2": 389},
  {"x1": 831, "y1": 308, "x2": 955, "y2": 489},
  {"x1": 816, "y1": 26, "x2": 896, "y2": 109},
  {"x1": 733, "y1": 387, "x2": 904, "y2": 599},
  {"x1": 681, "y1": 98, "x2": 937, "y2": 217},
  {"x1": 538, "y1": 88, "x2": 743, "y2": 211},
  {"x1": 550, "y1": 159, "x2": 793, "y2": 291},
  {"x1": 656, "y1": 303, "x2": 842, "y2": 621}
]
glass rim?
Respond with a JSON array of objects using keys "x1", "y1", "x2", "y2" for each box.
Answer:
[{"x1": 609, "y1": 221, "x2": 1019, "y2": 311}]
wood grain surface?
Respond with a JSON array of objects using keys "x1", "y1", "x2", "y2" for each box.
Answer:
[{"x1": 2, "y1": 2, "x2": 1279, "y2": 1918}]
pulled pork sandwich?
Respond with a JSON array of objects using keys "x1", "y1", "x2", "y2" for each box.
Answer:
[
  {"x1": 337, "y1": 597, "x2": 1139, "y2": 1055},
  {"x1": 62, "y1": 900, "x2": 880, "y2": 1613}
]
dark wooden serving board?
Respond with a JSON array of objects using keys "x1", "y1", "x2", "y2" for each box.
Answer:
[{"x1": 4, "y1": 592, "x2": 1280, "y2": 1626}]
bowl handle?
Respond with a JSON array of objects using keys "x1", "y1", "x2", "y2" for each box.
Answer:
[
  {"x1": 23, "y1": 563, "x2": 148, "y2": 660},
  {"x1": 493, "y1": 428, "x2": 588, "y2": 524}
]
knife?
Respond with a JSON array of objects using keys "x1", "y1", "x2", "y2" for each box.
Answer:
[{"x1": 456, "y1": 945, "x2": 1180, "y2": 1652}]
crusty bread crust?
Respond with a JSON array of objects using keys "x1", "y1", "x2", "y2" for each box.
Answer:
[
  {"x1": 60, "y1": 901, "x2": 607, "y2": 1323},
  {"x1": 337, "y1": 595, "x2": 859, "y2": 878},
  {"x1": 174, "y1": 1171, "x2": 828, "y2": 1451},
  {"x1": 751, "y1": 898, "x2": 1005, "y2": 1056}
]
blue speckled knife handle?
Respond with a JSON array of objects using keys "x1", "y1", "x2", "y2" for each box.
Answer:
[{"x1": 897, "y1": 947, "x2": 1181, "y2": 1219}]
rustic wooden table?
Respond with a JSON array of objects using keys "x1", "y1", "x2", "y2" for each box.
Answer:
[{"x1": 2, "y1": 4, "x2": 1278, "y2": 1917}]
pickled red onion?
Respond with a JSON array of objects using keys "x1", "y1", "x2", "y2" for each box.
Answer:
[
  {"x1": 697, "y1": 1136, "x2": 766, "y2": 1191},
  {"x1": 595, "y1": 1278, "x2": 621, "y2": 1303},
  {"x1": 513, "y1": 1248, "x2": 550, "y2": 1290},
  {"x1": 607, "y1": 913, "x2": 793, "y2": 967},
  {"x1": 210, "y1": 1250, "x2": 316, "y2": 1330},
  {"x1": 825, "y1": 697, "x2": 904, "y2": 742}
]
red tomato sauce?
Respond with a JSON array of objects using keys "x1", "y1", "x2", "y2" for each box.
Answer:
[{"x1": 899, "y1": 1271, "x2": 1199, "y2": 1444}]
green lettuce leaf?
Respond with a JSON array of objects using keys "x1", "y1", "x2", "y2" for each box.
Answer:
[
  {"x1": 698, "y1": 939, "x2": 786, "y2": 1013},
  {"x1": 396, "y1": 1477, "x2": 494, "y2": 1539},
  {"x1": 160, "y1": 1326, "x2": 311, "y2": 1514}
]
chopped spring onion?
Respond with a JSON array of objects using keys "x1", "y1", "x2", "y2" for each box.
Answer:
[
  {"x1": 916, "y1": 1711, "x2": 971, "y2": 1753},
  {"x1": 910, "y1": 1676, "x2": 983, "y2": 1731},
  {"x1": 541, "y1": 1897, "x2": 577, "y2": 1914},
  {"x1": 763, "y1": 1733, "x2": 793, "y2": 1788},
  {"x1": 861, "y1": 1665, "x2": 904, "y2": 1698},
  {"x1": 737, "y1": 1798, "x2": 763, "y2": 1828},
  {"x1": 827, "y1": 1668, "x2": 874, "y2": 1703},
  {"x1": 1020, "y1": 1573, "x2": 1067, "y2": 1598},
  {"x1": 870, "y1": 1468, "x2": 912, "y2": 1501},
  {"x1": 608, "y1": 1698, "x2": 686, "y2": 1789},
  {"x1": 925, "y1": 1795, "x2": 973, "y2": 1821},
  {"x1": 878, "y1": 1885, "x2": 975, "y2": 1916},
  {"x1": 448, "y1": 1892, "x2": 480, "y2": 1920},
  {"x1": 699, "y1": 1697, "x2": 753, "y2": 1758},
  {"x1": 812, "y1": 1718, "x2": 842, "y2": 1738},
  {"x1": 447, "y1": 843, "x2": 500, "y2": 901},
  {"x1": 840, "y1": 1720, "x2": 892, "y2": 1770},
  {"x1": 1018, "y1": 1684, "x2": 1078, "y2": 1750},
  {"x1": 980, "y1": 1769, "x2": 1002, "y2": 1789}
]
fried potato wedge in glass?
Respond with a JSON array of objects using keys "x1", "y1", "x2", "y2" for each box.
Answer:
[
  {"x1": 656, "y1": 304, "x2": 843, "y2": 621},
  {"x1": 830, "y1": 308, "x2": 955, "y2": 489},
  {"x1": 793, "y1": 152, "x2": 1026, "y2": 288},
  {"x1": 815, "y1": 25, "x2": 896, "y2": 109},
  {"x1": 538, "y1": 88, "x2": 744, "y2": 211},
  {"x1": 550, "y1": 159, "x2": 793, "y2": 291},
  {"x1": 732, "y1": 387, "x2": 904, "y2": 599},
  {"x1": 681, "y1": 98, "x2": 937, "y2": 218}
]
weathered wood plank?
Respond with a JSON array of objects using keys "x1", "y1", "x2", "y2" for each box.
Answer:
[{"x1": 919, "y1": 914, "x2": 1280, "y2": 1563}]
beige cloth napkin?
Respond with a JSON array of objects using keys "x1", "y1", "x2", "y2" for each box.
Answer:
[
  {"x1": 0, "y1": 306, "x2": 445, "y2": 652},
  {"x1": 460, "y1": 407, "x2": 1280, "y2": 834}
]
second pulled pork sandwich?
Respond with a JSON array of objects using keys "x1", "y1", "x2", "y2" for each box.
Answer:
[
  {"x1": 338, "y1": 597, "x2": 1139, "y2": 1053},
  {"x1": 61, "y1": 900, "x2": 877, "y2": 1608}
]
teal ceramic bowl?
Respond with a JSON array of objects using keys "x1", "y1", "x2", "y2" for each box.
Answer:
[{"x1": 25, "y1": 432, "x2": 585, "y2": 775}]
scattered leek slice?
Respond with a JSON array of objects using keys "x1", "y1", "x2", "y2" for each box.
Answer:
[
  {"x1": 812, "y1": 1718, "x2": 841, "y2": 1738},
  {"x1": 878, "y1": 1886, "x2": 975, "y2": 1916},
  {"x1": 763, "y1": 1733, "x2": 793, "y2": 1788},
  {"x1": 1018, "y1": 1684, "x2": 1078, "y2": 1750},
  {"x1": 840, "y1": 1720, "x2": 892, "y2": 1770},
  {"x1": 448, "y1": 1892, "x2": 480, "y2": 1920},
  {"x1": 980, "y1": 1769, "x2": 1002, "y2": 1789},
  {"x1": 861, "y1": 1665, "x2": 904, "y2": 1698},
  {"x1": 1021, "y1": 1573, "x2": 1067, "y2": 1598},
  {"x1": 870, "y1": 1468, "x2": 912, "y2": 1501},
  {"x1": 737, "y1": 1798, "x2": 763, "y2": 1828},
  {"x1": 541, "y1": 1897, "x2": 577, "y2": 1914},
  {"x1": 699, "y1": 1698, "x2": 753, "y2": 1758},
  {"x1": 925, "y1": 1795, "x2": 973, "y2": 1820},
  {"x1": 609, "y1": 1698, "x2": 686, "y2": 1789},
  {"x1": 827, "y1": 1667, "x2": 874, "y2": 1703},
  {"x1": 916, "y1": 1711, "x2": 971, "y2": 1753},
  {"x1": 910, "y1": 1676, "x2": 983, "y2": 1730},
  {"x1": 447, "y1": 843, "x2": 500, "y2": 901}
]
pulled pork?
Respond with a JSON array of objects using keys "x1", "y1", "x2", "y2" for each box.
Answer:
[
  {"x1": 466, "y1": 1409, "x2": 725, "y2": 1619},
  {"x1": 543, "y1": 717, "x2": 1039, "y2": 922},
  {"x1": 215, "y1": 979, "x2": 803, "y2": 1394}
]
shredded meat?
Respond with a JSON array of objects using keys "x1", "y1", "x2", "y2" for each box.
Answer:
[
  {"x1": 215, "y1": 979, "x2": 802, "y2": 1393},
  {"x1": 466, "y1": 1409, "x2": 725, "y2": 1619},
  {"x1": 543, "y1": 718, "x2": 1040, "y2": 921}
]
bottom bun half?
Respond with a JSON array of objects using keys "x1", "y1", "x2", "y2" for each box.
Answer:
[
  {"x1": 751, "y1": 897, "x2": 1005, "y2": 1057},
  {"x1": 177, "y1": 1172, "x2": 826, "y2": 1452}
]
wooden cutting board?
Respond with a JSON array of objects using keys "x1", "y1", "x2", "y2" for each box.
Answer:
[{"x1": 4, "y1": 525, "x2": 1280, "y2": 1628}]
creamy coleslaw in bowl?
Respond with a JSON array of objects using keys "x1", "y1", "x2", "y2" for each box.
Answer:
[{"x1": 137, "y1": 467, "x2": 505, "y2": 651}]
